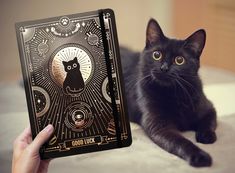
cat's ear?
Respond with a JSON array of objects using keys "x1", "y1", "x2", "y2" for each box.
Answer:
[
  {"x1": 73, "y1": 57, "x2": 78, "y2": 62},
  {"x1": 146, "y1": 19, "x2": 164, "y2": 47},
  {"x1": 62, "y1": 61, "x2": 66, "y2": 66},
  {"x1": 184, "y1": 29, "x2": 206, "y2": 57}
]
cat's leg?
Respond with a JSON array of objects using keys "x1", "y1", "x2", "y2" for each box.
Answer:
[
  {"x1": 195, "y1": 107, "x2": 217, "y2": 144},
  {"x1": 142, "y1": 116, "x2": 212, "y2": 167}
]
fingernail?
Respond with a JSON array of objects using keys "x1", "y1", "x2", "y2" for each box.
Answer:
[{"x1": 44, "y1": 124, "x2": 54, "y2": 133}]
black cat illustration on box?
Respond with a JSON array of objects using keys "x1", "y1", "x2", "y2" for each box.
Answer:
[{"x1": 62, "y1": 57, "x2": 85, "y2": 96}]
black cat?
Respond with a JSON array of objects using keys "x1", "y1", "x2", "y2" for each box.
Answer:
[
  {"x1": 121, "y1": 19, "x2": 217, "y2": 167},
  {"x1": 62, "y1": 57, "x2": 85, "y2": 96}
]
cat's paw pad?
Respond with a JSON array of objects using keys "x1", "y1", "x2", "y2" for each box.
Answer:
[
  {"x1": 189, "y1": 150, "x2": 212, "y2": 167},
  {"x1": 196, "y1": 130, "x2": 217, "y2": 144}
]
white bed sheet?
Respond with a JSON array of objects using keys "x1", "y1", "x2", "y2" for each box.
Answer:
[{"x1": 1, "y1": 66, "x2": 235, "y2": 173}]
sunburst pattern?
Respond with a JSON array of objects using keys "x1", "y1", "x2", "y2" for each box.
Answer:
[
  {"x1": 51, "y1": 45, "x2": 94, "y2": 87},
  {"x1": 30, "y1": 17, "x2": 113, "y2": 141}
]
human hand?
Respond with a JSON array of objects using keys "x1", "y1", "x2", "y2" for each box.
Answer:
[{"x1": 12, "y1": 124, "x2": 54, "y2": 173}]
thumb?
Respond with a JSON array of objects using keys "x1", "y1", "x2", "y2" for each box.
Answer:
[{"x1": 29, "y1": 124, "x2": 54, "y2": 153}]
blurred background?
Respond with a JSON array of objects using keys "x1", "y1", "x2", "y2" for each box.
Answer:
[
  {"x1": 1, "y1": 0, "x2": 235, "y2": 82},
  {"x1": 1, "y1": 0, "x2": 172, "y2": 82}
]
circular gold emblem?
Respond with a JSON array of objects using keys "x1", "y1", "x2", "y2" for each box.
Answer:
[{"x1": 50, "y1": 45, "x2": 94, "y2": 87}]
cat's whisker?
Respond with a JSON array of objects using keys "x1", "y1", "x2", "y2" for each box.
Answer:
[
  {"x1": 134, "y1": 74, "x2": 152, "y2": 87},
  {"x1": 174, "y1": 75, "x2": 198, "y2": 94},
  {"x1": 167, "y1": 72, "x2": 198, "y2": 93},
  {"x1": 176, "y1": 73, "x2": 198, "y2": 78},
  {"x1": 174, "y1": 79, "x2": 195, "y2": 111}
]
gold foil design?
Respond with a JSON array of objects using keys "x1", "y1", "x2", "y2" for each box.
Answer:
[
  {"x1": 49, "y1": 135, "x2": 57, "y2": 145},
  {"x1": 51, "y1": 45, "x2": 94, "y2": 87},
  {"x1": 107, "y1": 119, "x2": 116, "y2": 135}
]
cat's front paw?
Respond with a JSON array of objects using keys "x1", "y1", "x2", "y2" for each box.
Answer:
[
  {"x1": 196, "y1": 130, "x2": 217, "y2": 144},
  {"x1": 189, "y1": 150, "x2": 212, "y2": 167}
]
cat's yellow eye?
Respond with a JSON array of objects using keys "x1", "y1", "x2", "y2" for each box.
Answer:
[
  {"x1": 175, "y1": 56, "x2": 185, "y2": 65},
  {"x1": 67, "y1": 65, "x2": 71, "y2": 70},
  {"x1": 152, "y1": 51, "x2": 162, "y2": 61}
]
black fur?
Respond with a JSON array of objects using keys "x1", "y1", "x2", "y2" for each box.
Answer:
[
  {"x1": 62, "y1": 57, "x2": 85, "y2": 95},
  {"x1": 121, "y1": 19, "x2": 217, "y2": 167}
]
